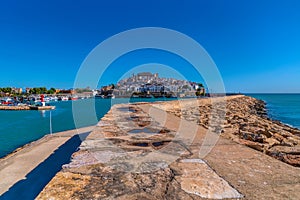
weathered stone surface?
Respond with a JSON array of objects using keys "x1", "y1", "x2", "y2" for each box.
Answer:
[
  {"x1": 205, "y1": 138, "x2": 300, "y2": 200},
  {"x1": 239, "y1": 139, "x2": 265, "y2": 152},
  {"x1": 174, "y1": 159, "x2": 243, "y2": 199},
  {"x1": 37, "y1": 172, "x2": 91, "y2": 200},
  {"x1": 264, "y1": 137, "x2": 280, "y2": 147}
]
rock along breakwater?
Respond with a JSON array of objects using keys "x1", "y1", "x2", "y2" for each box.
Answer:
[
  {"x1": 162, "y1": 95, "x2": 300, "y2": 167},
  {"x1": 37, "y1": 95, "x2": 300, "y2": 199}
]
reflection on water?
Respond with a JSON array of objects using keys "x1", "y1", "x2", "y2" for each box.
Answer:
[{"x1": 40, "y1": 110, "x2": 46, "y2": 118}]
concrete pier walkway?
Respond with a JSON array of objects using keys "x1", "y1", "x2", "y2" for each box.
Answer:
[{"x1": 0, "y1": 126, "x2": 95, "y2": 196}]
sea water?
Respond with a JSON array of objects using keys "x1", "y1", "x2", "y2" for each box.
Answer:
[{"x1": 248, "y1": 94, "x2": 300, "y2": 129}]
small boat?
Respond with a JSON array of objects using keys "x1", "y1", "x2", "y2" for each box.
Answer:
[
  {"x1": 71, "y1": 96, "x2": 78, "y2": 101},
  {"x1": 44, "y1": 97, "x2": 50, "y2": 103},
  {"x1": 34, "y1": 97, "x2": 41, "y2": 103},
  {"x1": 1, "y1": 98, "x2": 13, "y2": 105},
  {"x1": 95, "y1": 94, "x2": 115, "y2": 99},
  {"x1": 61, "y1": 96, "x2": 68, "y2": 101},
  {"x1": 49, "y1": 96, "x2": 58, "y2": 101}
]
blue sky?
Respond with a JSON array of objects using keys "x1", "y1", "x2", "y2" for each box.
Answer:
[{"x1": 0, "y1": 0, "x2": 299, "y2": 93}]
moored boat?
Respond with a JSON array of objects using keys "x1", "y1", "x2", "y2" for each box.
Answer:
[
  {"x1": 58, "y1": 96, "x2": 69, "y2": 101},
  {"x1": 70, "y1": 96, "x2": 78, "y2": 101}
]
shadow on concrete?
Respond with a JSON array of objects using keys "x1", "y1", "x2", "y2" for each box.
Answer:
[{"x1": 0, "y1": 132, "x2": 90, "y2": 200}]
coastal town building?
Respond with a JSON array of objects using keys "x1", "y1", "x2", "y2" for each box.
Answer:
[
  {"x1": 11, "y1": 87, "x2": 22, "y2": 94},
  {"x1": 113, "y1": 72, "x2": 205, "y2": 97},
  {"x1": 59, "y1": 89, "x2": 76, "y2": 95},
  {"x1": 25, "y1": 88, "x2": 31, "y2": 94}
]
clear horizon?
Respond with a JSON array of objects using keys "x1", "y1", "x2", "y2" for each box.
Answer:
[{"x1": 0, "y1": 0, "x2": 299, "y2": 93}]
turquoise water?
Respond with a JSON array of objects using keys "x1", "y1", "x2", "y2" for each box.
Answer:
[
  {"x1": 0, "y1": 98, "x2": 174, "y2": 158},
  {"x1": 248, "y1": 94, "x2": 300, "y2": 129}
]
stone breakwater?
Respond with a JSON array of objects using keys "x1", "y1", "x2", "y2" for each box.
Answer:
[
  {"x1": 37, "y1": 95, "x2": 300, "y2": 199},
  {"x1": 0, "y1": 105, "x2": 31, "y2": 110},
  {"x1": 160, "y1": 95, "x2": 300, "y2": 167},
  {"x1": 0, "y1": 105, "x2": 55, "y2": 110}
]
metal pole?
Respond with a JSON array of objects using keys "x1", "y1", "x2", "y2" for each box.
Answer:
[{"x1": 50, "y1": 111, "x2": 52, "y2": 134}]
